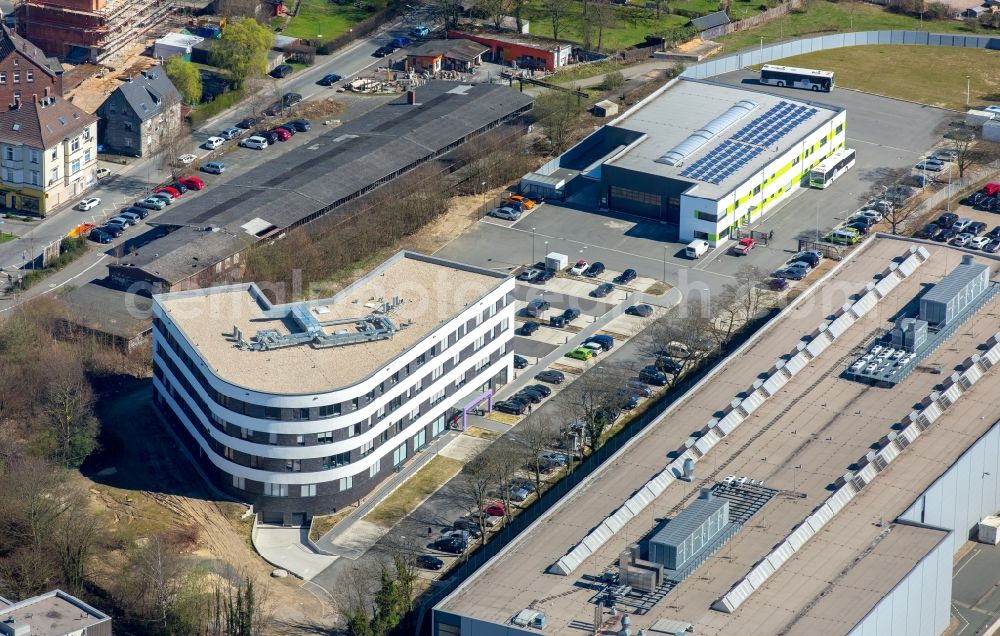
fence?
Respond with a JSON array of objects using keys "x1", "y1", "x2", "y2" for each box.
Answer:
[
  {"x1": 700, "y1": 0, "x2": 803, "y2": 40},
  {"x1": 682, "y1": 30, "x2": 1000, "y2": 79}
]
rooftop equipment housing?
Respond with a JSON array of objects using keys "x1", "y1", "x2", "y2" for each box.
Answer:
[
  {"x1": 650, "y1": 489, "x2": 729, "y2": 571},
  {"x1": 919, "y1": 255, "x2": 989, "y2": 327}
]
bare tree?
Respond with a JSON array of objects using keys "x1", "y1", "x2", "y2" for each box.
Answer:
[
  {"x1": 337, "y1": 563, "x2": 378, "y2": 636},
  {"x1": 478, "y1": 0, "x2": 513, "y2": 28},
  {"x1": 563, "y1": 365, "x2": 628, "y2": 451},
  {"x1": 590, "y1": 0, "x2": 615, "y2": 51},
  {"x1": 510, "y1": 416, "x2": 560, "y2": 491},
  {"x1": 41, "y1": 364, "x2": 99, "y2": 468},
  {"x1": 638, "y1": 302, "x2": 717, "y2": 388},
  {"x1": 544, "y1": 0, "x2": 574, "y2": 41},
  {"x1": 954, "y1": 135, "x2": 1000, "y2": 181},
  {"x1": 489, "y1": 439, "x2": 530, "y2": 521},
  {"x1": 52, "y1": 485, "x2": 103, "y2": 592},
  {"x1": 458, "y1": 453, "x2": 499, "y2": 539}
]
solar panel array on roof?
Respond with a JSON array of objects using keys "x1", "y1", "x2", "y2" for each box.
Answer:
[{"x1": 679, "y1": 100, "x2": 818, "y2": 186}]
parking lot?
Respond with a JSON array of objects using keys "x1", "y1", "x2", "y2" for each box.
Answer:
[{"x1": 437, "y1": 74, "x2": 957, "y2": 297}]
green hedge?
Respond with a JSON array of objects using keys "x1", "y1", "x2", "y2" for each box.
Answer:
[{"x1": 188, "y1": 89, "x2": 245, "y2": 125}]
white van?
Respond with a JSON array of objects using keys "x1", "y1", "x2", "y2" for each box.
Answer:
[{"x1": 685, "y1": 239, "x2": 709, "y2": 259}]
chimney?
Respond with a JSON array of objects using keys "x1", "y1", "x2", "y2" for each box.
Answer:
[
  {"x1": 13, "y1": 96, "x2": 20, "y2": 110},
  {"x1": 406, "y1": 89, "x2": 416, "y2": 105},
  {"x1": 31, "y1": 93, "x2": 37, "y2": 103},
  {"x1": 44, "y1": 86, "x2": 50, "y2": 97}
]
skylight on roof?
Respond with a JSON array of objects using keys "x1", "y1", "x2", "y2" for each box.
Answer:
[
  {"x1": 655, "y1": 100, "x2": 758, "y2": 166},
  {"x1": 57, "y1": 116, "x2": 67, "y2": 125},
  {"x1": 11, "y1": 123, "x2": 19, "y2": 131}
]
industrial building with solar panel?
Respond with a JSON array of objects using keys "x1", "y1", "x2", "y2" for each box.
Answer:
[{"x1": 520, "y1": 79, "x2": 846, "y2": 247}]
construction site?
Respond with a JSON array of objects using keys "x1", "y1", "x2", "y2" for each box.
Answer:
[{"x1": 14, "y1": 0, "x2": 176, "y2": 63}]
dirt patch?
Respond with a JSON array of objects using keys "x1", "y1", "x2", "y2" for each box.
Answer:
[
  {"x1": 296, "y1": 97, "x2": 346, "y2": 121},
  {"x1": 463, "y1": 426, "x2": 501, "y2": 440},
  {"x1": 309, "y1": 506, "x2": 356, "y2": 542},
  {"x1": 86, "y1": 384, "x2": 335, "y2": 631}
]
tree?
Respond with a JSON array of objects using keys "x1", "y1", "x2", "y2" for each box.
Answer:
[
  {"x1": 587, "y1": 0, "x2": 615, "y2": 51},
  {"x1": 433, "y1": 0, "x2": 465, "y2": 28},
  {"x1": 953, "y1": 135, "x2": 1000, "y2": 181},
  {"x1": 163, "y1": 56, "x2": 202, "y2": 105},
  {"x1": 510, "y1": 416, "x2": 560, "y2": 492},
  {"x1": 533, "y1": 91, "x2": 581, "y2": 153},
  {"x1": 459, "y1": 453, "x2": 499, "y2": 539},
  {"x1": 371, "y1": 564, "x2": 403, "y2": 635},
  {"x1": 41, "y1": 365, "x2": 99, "y2": 468},
  {"x1": 339, "y1": 564, "x2": 377, "y2": 636},
  {"x1": 210, "y1": 18, "x2": 274, "y2": 89},
  {"x1": 564, "y1": 365, "x2": 628, "y2": 451},
  {"x1": 52, "y1": 485, "x2": 103, "y2": 592},
  {"x1": 543, "y1": 0, "x2": 574, "y2": 41},
  {"x1": 638, "y1": 303, "x2": 716, "y2": 388},
  {"x1": 478, "y1": 0, "x2": 513, "y2": 28}
]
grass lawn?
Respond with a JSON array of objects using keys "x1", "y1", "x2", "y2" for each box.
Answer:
[
  {"x1": 0, "y1": 231, "x2": 14, "y2": 243},
  {"x1": 363, "y1": 455, "x2": 463, "y2": 528},
  {"x1": 774, "y1": 46, "x2": 1000, "y2": 110},
  {"x1": 282, "y1": 0, "x2": 387, "y2": 40},
  {"x1": 523, "y1": 0, "x2": 689, "y2": 50},
  {"x1": 309, "y1": 506, "x2": 355, "y2": 542},
  {"x1": 716, "y1": 1, "x2": 982, "y2": 53}
]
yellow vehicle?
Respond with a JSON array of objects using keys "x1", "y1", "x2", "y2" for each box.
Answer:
[{"x1": 565, "y1": 347, "x2": 594, "y2": 361}]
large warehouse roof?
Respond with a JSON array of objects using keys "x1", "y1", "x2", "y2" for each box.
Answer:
[
  {"x1": 435, "y1": 239, "x2": 1000, "y2": 634},
  {"x1": 603, "y1": 79, "x2": 840, "y2": 199},
  {"x1": 116, "y1": 82, "x2": 532, "y2": 287}
]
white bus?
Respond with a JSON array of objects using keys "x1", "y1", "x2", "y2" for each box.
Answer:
[
  {"x1": 760, "y1": 64, "x2": 834, "y2": 92},
  {"x1": 809, "y1": 148, "x2": 856, "y2": 189}
]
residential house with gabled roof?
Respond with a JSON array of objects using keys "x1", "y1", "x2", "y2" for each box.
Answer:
[
  {"x1": 0, "y1": 25, "x2": 63, "y2": 106},
  {"x1": 0, "y1": 88, "x2": 97, "y2": 216},
  {"x1": 96, "y1": 66, "x2": 181, "y2": 158}
]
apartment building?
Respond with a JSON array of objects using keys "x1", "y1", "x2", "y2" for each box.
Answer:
[{"x1": 151, "y1": 252, "x2": 515, "y2": 525}]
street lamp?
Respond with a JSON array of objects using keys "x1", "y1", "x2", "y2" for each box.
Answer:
[
  {"x1": 759, "y1": 37, "x2": 763, "y2": 63},
  {"x1": 481, "y1": 181, "x2": 487, "y2": 218},
  {"x1": 662, "y1": 244, "x2": 667, "y2": 283},
  {"x1": 965, "y1": 75, "x2": 971, "y2": 107},
  {"x1": 531, "y1": 227, "x2": 537, "y2": 264}
]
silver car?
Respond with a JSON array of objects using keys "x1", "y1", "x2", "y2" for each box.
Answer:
[{"x1": 490, "y1": 206, "x2": 520, "y2": 221}]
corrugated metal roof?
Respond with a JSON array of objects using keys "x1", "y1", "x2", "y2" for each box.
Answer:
[
  {"x1": 921, "y1": 256, "x2": 988, "y2": 305},
  {"x1": 650, "y1": 492, "x2": 727, "y2": 548},
  {"x1": 690, "y1": 10, "x2": 731, "y2": 30}
]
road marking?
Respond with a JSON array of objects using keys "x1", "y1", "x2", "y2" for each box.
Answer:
[
  {"x1": 0, "y1": 253, "x2": 109, "y2": 313},
  {"x1": 955, "y1": 547, "x2": 981, "y2": 577},
  {"x1": 953, "y1": 601, "x2": 971, "y2": 635},
  {"x1": 846, "y1": 136, "x2": 921, "y2": 157}
]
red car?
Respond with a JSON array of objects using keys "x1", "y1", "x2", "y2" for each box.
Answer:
[
  {"x1": 271, "y1": 128, "x2": 292, "y2": 142},
  {"x1": 984, "y1": 183, "x2": 1000, "y2": 197},
  {"x1": 484, "y1": 502, "x2": 505, "y2": 517},
  {"x1": 179, "y1": 176, "x2": 205, "y2": 190},
  {"x1": 156, "y1": 186, "x2": 181, "y2": 198}
]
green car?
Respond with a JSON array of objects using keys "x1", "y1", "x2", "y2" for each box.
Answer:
[
  {"x1": 565, "y1": 347, "x2": 594, "y2": 361},
  {"x1": 824, "y1": 229, "x2": 859, "y2": 245}
]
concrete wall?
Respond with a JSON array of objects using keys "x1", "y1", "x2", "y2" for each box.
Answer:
[
  {"x1": 682, "y1": 31, "x2": 1000, "y2": 81},
  {"x1": 847, "y1": 528, "x2": 954, "y2": 636}
]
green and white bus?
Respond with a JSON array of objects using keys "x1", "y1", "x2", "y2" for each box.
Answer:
[
  {"x1": 810, "y1": 148, "x2": 856, "y2": 189},
  {"x1": 760, "y1": 64, "x2": 835, "y2": 92}
]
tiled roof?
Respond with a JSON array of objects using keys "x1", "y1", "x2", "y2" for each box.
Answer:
[
  {"x1": 0, "y1": 95, "x2": 95, "y2": 149},
  {"x1": 0, "y1": 25, "x2": 61, "y2": 79}
]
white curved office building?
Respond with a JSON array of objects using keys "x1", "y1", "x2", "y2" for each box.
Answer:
[{"x1": 151, "y1": 251, "x2": 515, "y2": 525}]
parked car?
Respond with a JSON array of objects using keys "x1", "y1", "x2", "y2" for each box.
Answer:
[
  {"x1": 583, "y1": 262, "x2": 605, "y2": 278},
  {"x1": 933, "y1": 228, "x2": 957, "y2": 242},
  {"x1": 203, "y1": 136, "x2": 225, "y2": 150},
  {"x1": 270, "y1": 64, "x2": 293, "y2": 78},
  {"x1": 454, "y1": 518, "x2": 483, "y2": 536},
  {"x1": 318, "y1": 73, "x2": 342, "y2": 86},
  {"x1": 411, "y1": 24, "x2": 430, "y2": 37},
  {"x1": 89, "y1": 228, "x2": 112, "y2": 243},
  {"x1": 934, "y1": 149, "x2": 958, "y2": 162},
  {"x1": 526, "y1": 384, "x2": 552, "y2": 398},
  {"x1": 156, "y1": 186, "x2": 181, "y2": 198},
  {"x1": 170, "y1": 182, "x2": 189, "y2": 195},
  {"x1": 590, "y1": 283, "x2": 614, "y2": 298},
  {"x1": 176, "y1": 153, "x2": 196, "y2": 165},
  {"x1": 514, "y1": 389, "x2": 543, "y2": 404},
  {"x1": 240, "y1": 136, "x2": 268, "y2": 150},
  {"x1": 915, "y1": 223, "x2": 939, "y2": 239},
  {"x1": 221, "y1": 127, "x2": 243, "y2": 140},
  {"x1": 513, "y1": 354, "x2": 528, "y2": 369},
  {"x1": 986, "y1": 240, "x2": 1000, "y2": 254},
  {"x1": 614, "y1": 268, "x2": 637, "y2": 284},
  {"x1": 566, "y1": 347, "x2": 594, "y2": 361},
  {"x1": 561, "y1": 308, "x2": 581, "y2": 322},
  {"x1": 951, "y1": 232, "x2": 974, "y2": 247},
  {"x1": 179, "y1": 176, "x2": 206, "y2": 190},
  {"x1": 656, "y1": 356, "x2": 683, "y2": 374},
  {"x1": 857, "y1": 209, "x2": 883, "y2": 222},
  {"x1": 258, "y1": 130, "x2": 280, "y2": 145},
  {"x1": 96, "y1": 167, "x2": 111, "y2": 179},
  {"x1": 846, "y1": 221, "x2": 870, "y2": 236},
  {"x1": 201, "y1": 161, "x2": 225, "y2": 175},
  {"x1": 489, "y1": 206, "x2": 520, "y2": 221},
  {"x1": 535, "y1": 270, "x2": 554, "y2": 284},
  {"x1": 429, "y1": 538, "x2": 466, "y2": 554},
  {"x1": 517, "y1": 268, "x2": 542, "y2": 282},
  {"x1": 824, "y1": 229, "x2": 859, "y2": 246},
  {"x1": 507, "y1": 195, "x2": 535, "y2": 209},
  {"x1": 483, "y1": 502, "x2": 505, "y2": 517},
  {"x1": 373, "y1": 45, "x2": 394, "y2": 57},
  {"x1": 524, "y1": 299, "x2": 550, "y2": 317},
  {"x1": 283, "y1": 92, "x2": 302, "y2": 107},
  {"x1": 639, "y1": 366, "x2": 668, "y2": 386},
  {"x1": 107, "y1": 215, "x2": 132, "y2": 228},
  {"x1": 147, "y1": 192, "x2": 173, "y2": 205},
  {"x1": 535, "y1": 370, "x2": 565, "y2": 384},
  {"x1": 774, "y1": 265, "x2": 809, "y2": 281},
  {"x1": 730, "y1": 237, "x2": 756, "y2": 255},
  {"x1": 569, "y1": 259, "x2": 588, "y2": 275},
  {"x1": 626, "y1": 380, "x2": 654, "y2": 397},
  {"x1": 936, "y1": 212, "x2": 958, "y2": 228},
  {"x1": 987, "y1": 226, "x2": 1000, "y2": 240},
  {"x1": 969, "y1": 221, "x2": 987, "y2": 235},
  {"x1": 583, "y1": 334, "x2": 614, "y2": 351},
  {"x1": 791, "y1": 250, "x2": 822, "y2": 268},
  {"x1": 417, "y1": 554, "x2": 444, "y2": 570},
  {"x1": 519, "y1": 321, "x2": 540, "y2": 336},
  {"x1": 494, "y1": 400, "x2": 526, "y2": 415},
  {"x1": 953, "y1": 218, "x2": 974, "y2": 232},
  {"x1": 768, "y1": 277, "x2": 789, "y2": 291},
  {"x1": 136, "y1": 197, "x2": 166, "y2": 211},
  {"x1": 119, "y1": 211, "x2": 142, "y2": 225},
  {"x1": 124, "y1": 205, "x2": 149, "y2": 219},
  {"x1": 99, "y1": 224, "x2": 123, "y2": 238},
  {"x1": 540, "y1": 452, "x2": 568, "y2": 466},
  {"x1": 915, "y1": 160, "x2": 943, "y2": 172},
  {"x1": 613, "y1": 390, "x2": 639, "y2": 410},
  {"x1": 969, "y1": 236, "x2": 991, "y2": 250},
  {"x1": 76, "y1": 197, "x2": 101, "y2": 211},
  {"x1": 270, "y1": 127, "x2": 292, "y2": 141},
  {"x1": 581, "y1": 342, "x2": 604, "y2": 356}
]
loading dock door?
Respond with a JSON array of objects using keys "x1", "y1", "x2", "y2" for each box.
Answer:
[{"x1": 608, "y1": 186, "x2": 679, "y2": 224}]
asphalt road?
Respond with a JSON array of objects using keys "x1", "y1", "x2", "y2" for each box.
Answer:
[
  {"x1": 437, "y1": 75, "x2": 955, "y2": 297},
  {"x1": 952, "y1": 542, "x2": 1000, "y2": 635}
]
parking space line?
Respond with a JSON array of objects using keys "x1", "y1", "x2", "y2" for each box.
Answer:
[{"x1": 847, "y1": 136, "x2": 922, "y2": 157}]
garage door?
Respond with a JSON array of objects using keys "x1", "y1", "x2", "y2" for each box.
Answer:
[{"x1": 608, "y1": 187, "x2": 679, "y2": 223}]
